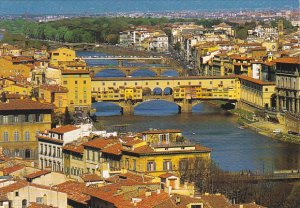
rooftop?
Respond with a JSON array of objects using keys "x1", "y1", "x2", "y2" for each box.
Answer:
[
  {"x1": 0, "y1": 99, "x2": 54, "y2": 111},
  {"x1": 239, "y1": 75, "x2": 275, "y2": 86},
  {"x1": 24, "y1": 170, "x2": 51, "y2": 180},
  {"x1": 49, "y1": 125, "x2": 80, "y2": 134}
]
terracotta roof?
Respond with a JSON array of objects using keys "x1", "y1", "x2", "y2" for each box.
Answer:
[
  {"x1": 275, "y1": 57, "x2": 300, "y2": 64},
  {"x1": 61, "y1": 70, "x2": 90, "y2": 74},
  {"x1": 142, "y1": 129, "x2": 182, "y2": 134},
  {"x1": 232, "y1": 203, "x2": 266, "y2": 208},
  {"x1": 0, "y1": 180, "x2": 28, "y2": 194},
  {"x1": 239, "y1": 75, "x2": 275, "y2": 86},
  {"x1": 80, "y1": 174, "x2": 102, "y2": 182},
  {"x1": 49, "y1": 125, "x2": 79, "y2": 134},
  {"x1": 122, "y1": 138, "x2": 144, "y2": 147},
  {"x1": 101, "y1": 143, "x2": 123, "y2": 155},
  {"x1": 1, "y1": 165, "x2": 25, "y2": 176},
  {"x1": 154, "y1": 194, "x2": 208, "y2": 208},
  {"x1": 55, "y1": 181, "x2": 92, "y2": 205},
  {"x1": 37, "y1": 135, "x2": 63, "y2": 144},
  {"x1": 136, "y1": 192, "x2": 170, "y2": 208},
  {"x1": 105, "y1": 172, "x2": 153, "y2": 184},
  {"x1": 28, "y1": 203, "x2": 58, "y2": 208},
  {"x1": 200, "y1": 194, "x2": 232, "y2": 208},
  {"x1": 83, "y1": 138, "x2": 117, "y2": 150},
  {"x1": 0, "y1": 99, "x2": 54, "y2": 111},
  {"x1": 63, "y1": 143, "x2": 84, "y2": 154},
  {"x1": 39, "y1": 85, "x2": 68, "y2": 93},
  {"x1": 159, "y1": 173, "x2": 178, "y2": 179},
  {"x1": 24, "y1": 170, "x2": 51, "y2": 180}
]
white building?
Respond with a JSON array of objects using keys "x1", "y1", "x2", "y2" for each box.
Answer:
[{"x1": 38, "y1": 124, "x2": 117, "y2": 172}]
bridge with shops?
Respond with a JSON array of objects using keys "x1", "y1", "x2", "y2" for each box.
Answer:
[{"x1": 91, "y1": 75, "x2": 240, "y2": 114}]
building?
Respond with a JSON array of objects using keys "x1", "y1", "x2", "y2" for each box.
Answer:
[
  {"x1": 275, "y1": 57, "x2": 300, "y2": 113},
  {"x1": 61, "y1": 70, "x2": 91, "y2": 112},
  {"x1": 36, "y1": 84, "x2": 68, "y2": 113},
  {"x1": 0, "y1": 56, "x2": 34, "y2": 78},
  {"x1": 141, "y1": 129, "x2": 183, "y2": 144},
  {"x1": 121, "y1": 139, "x2": 211, "y2": 177},
  {"x1": 38, "y1": 124, "x2": 96, "y2": 172},
  {"x1": 49, "y1": 47, "x2": 76, "y2": 67},
  {"x1": 0, "y1": 99, "x2": 54, "y2": 159},
  {"x1": 239, "y1": 75, "x2": 276, "y2": 111},
  {"x1": 0, "y1": 180, "x2": 67, "y2": 208}
]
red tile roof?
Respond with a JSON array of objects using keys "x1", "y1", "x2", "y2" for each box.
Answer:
[
  {"x1": 0, "y1": 99, "x2": 55, "y2": 111},
  {"x1": 1, "y1": 165, "x2": 25, "y2": 176},
  {"x1": 63, "y1": 143, "x2": 84, "y2": 154},
  {"x1": 24, "y1": 170, "x2": 51, "y2": 180},
  {"x1": 275, "y1": 57, "x2": 300, "y2": 64},
  {"x1": 49, "y1": 125, "x2": 79, "y2": 134},
  {"x1": 239, "y1": 75, "x2": 275, "y2": 86},
  {"x1": 39, "y1": 85, "x2": 68, "y2": 93},
  {"x1": 28, "y1": 203, "x2": 58, "y2": 208},
  {"x1": 55, "y1": 181, "x2": 92, "y2": 205},
  {"x1": 159, "y1": 173, "x2": 178, "y2": 179},
  {"x1": 83, "y1": 138, "x2": 117, "y2": 150},
  {"x1": 101, "y1": 143, "x2": 123, "y2": 155},
  {"x1": 80, "y1": 174, "x2": 102, "y2": 182}
]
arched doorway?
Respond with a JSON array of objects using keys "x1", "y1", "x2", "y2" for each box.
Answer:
[
  {"x1": 22, "y1": 199, "x2": 27, "y2": 208},
  {"x1": 271, "y1": 94, "x2": 276, "y2": 109}
]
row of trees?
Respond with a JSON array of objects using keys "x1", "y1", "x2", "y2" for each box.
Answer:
[{"x1": 179, "y1": 158, "x2": 300, "y2": 208}]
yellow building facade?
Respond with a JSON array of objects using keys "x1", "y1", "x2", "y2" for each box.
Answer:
[
  {"x1": 61, "y1": 70, "x2": 91, "y2": 112},
  {"x1": 0, "y1": 56, "x2": 34, "y2": 78},
  {"x1": 49, "y1": 47, "x2": 76, "y2": 67},
  {"x1": 0, "y1": 99, "x2": 53, "y2": 160},
  {"x1": 239, "y1": 75, "x2": 276, "y2": 110}
]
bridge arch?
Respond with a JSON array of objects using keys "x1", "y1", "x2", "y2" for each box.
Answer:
[
  {"x1": 93, "y1": 68, "x2": 126, "y2": 77},
  {"x1": 163, "y1": 87, "x2": 173, "y2": 95},
  {"x1": 130, "y1": 68, "x2": 157, "y2": 77},
  {"x1": 142, "y1": 87, "x2": 152, "y2": 96},
  {"x1": 153, "y1": 87, "x2": 163, "y2": 96}
]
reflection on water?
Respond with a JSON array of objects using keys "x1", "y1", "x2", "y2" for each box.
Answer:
[{"x1": 93, "y1": 101, "x2": 300, "y2": 172}]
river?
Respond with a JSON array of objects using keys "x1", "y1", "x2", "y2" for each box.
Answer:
[
  {"x1": 79, "y1": 50, "x2": 300, "y2": 173},
  {"x1": 0, "y1": 0, "x2": 298, "y2": 16}
]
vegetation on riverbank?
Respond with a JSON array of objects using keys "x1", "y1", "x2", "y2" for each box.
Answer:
[{"x1": 0, "y1": 17, "x2": 296, "y2": 44}]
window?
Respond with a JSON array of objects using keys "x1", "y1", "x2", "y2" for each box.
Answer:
[
  {"x1": 14, "y1": 131, "x2": 19, "y2": 141},
  {"x1": 25, "y1": 114, "x2": 29, "y2": 122},
  {"x1": 25, "y1": 131, "x2": 30, "y2": 141},
  {"x1": 265, "y1": 88, "x2": 268, "y2": 91},
  {"x1": 15, "y1": 191, "x2": 19, "y2": 197},
  {"x1": 125, "y1": 159, "x2": 129, "y2": 169},
  {"x1": 75, "y1": 81, "x2": 78, "y2": 84},
  {"x1": 63, "y1": 81, "x2": 68, "y2": 85},
  {"x1": 83, "y1": 80, "x2": 86, "y2": 84},
  {"x1": 177, "y1": 82, "x2": 180, "y2": 85},
  {"x1": 36, "y1": 197, "x2": 43, "y2": 204},
  {"x1": 13, "y1": 115, "x2": 18, "y2": 123},
  {"x1": 133, "y1": 159, "x2": 136, "y2": 171},
  {"x1": 3, "y1": 116, "x2": 8, "y2": 124},
  {"x1": 147, "y1": 161, "x2": 156, "y2": 172},
  {"x1": 191, "y1": 205, "x2": 203, "y2": 208},
  {"x1": 36, "y1": 114, "x2": 41, "y2": 122},
  {"x1": 3, "y1": 132, "x2": 8, "y2": 142},
  {"x1": 163, "y1": 160, "x2": 172, "y2": 171}
]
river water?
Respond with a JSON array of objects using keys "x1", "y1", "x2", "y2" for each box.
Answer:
[
  {"x1": 0, "y1": 0, "x2": 298, "y2": 16},
  {"x1": 78, "y1": 51, "x2": 300, "y2": 173}
]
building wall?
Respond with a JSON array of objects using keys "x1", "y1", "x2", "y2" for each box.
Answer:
[
  {"x1": 0, "y1": 110, "x2": 52, "y2": 160},
  {"x1": 49, "y1": 48, "x2": 76, "y2": 67},
  {"x1": 31, "y1": 172, "x2": 67, "y2": 186},
  {"x1": 0, "y1": 57, "x2": 32, "y2": 77},
  {"x1": 63, "y1": 151, "x2": 84, "y2": 179},
  {"x1": 122, "y1": 151, "x2": 210, "y2": 177},
  {"x1": 61, "y1": 72, "x2": 91, "y2": 112},
  {"x1": 7, "y1": 186, "x2": 67, "y2": 208}
]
